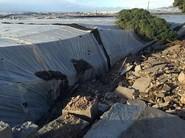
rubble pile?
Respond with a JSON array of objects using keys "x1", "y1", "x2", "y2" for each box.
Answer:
[{"x1": 121, "y1": 41, "x2": 185, "y2": 118}]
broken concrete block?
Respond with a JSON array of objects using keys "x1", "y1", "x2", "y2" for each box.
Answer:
[
  {"x1": 84, "y1": 102, "x2": 146, "y2": 138},
  {"x1": 37, "y1": 113, "x2": 89, "y2": 138},
  {"x1": 12, "y1": 121, "x2": 38, "y2": 138},
  {"x1": 132, "y1": 77, "x2": 151, "y2": 93},
  {"x1": 0, "y1": 121, "x2": 12, "y2": 138},
  {"x1": 115, "y1": 85, "x2": 135, "y2": 99},
  {"x1": 85, "y1": 99, "x2": 185, "y2": 138},
  {"x1": 63, "y1": 96, "x2": 98, "y2": 121},
  {"x1": 122, "y1": 107, "x2": 185, "y2": 138}
]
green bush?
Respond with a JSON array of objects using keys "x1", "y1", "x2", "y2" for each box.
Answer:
[
  {"x1": 173, "y1": 0, "x2": 185, "y2": 12},
  {"x1": 116, "y1": 8, "x2": 177, "y2": 43}
]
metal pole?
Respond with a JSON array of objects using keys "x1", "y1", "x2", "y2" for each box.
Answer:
[{"x1": 147, "y1": 0, "x2": 150, "y2": 11}]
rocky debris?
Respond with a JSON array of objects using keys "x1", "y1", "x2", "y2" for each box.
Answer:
[
  {"x1": 178, "y1": 71, "x2": 185, "y2": 84},
  {"x1": 132, "y1": 77, "x2": 151, "y2": 93},
  {"x1": 84, "y1": 101, "x2": 146, "y2": 138},
  {"x1": 63, "y1": 96, "x2": 98, "y2": 121},
  {"x1": 118, "y1": 41, "x2": 185, "y2": 118},
  {"x1": 0, "y1": 121, "x2": 12, "y2": 138},
  {"x1": 85, "y1": 101, "x2": 185, "y2": 138},
  {"x1": 37, "y1": 113, "x2": 89, "y2": 138},
  {"x1": 12, "y1": 121, "x2": 38, "y2": 138},
  {"x1": 119, "y1": 62, "x2": 134, "y2": 76},
  {"x1": 122, "y1": 107, "x2": 185, "y2": 138},
  {"x1": 133, "y1": 65, "x2": 142, "y2": 76},
  {"x1": 115, "y1": 85, "x2": 136, "y2": 99}
]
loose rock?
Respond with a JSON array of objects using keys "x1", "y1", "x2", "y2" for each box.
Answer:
[
  {"x1": 178, "y1": 71, "x2": 185, "y2": 84},
  {"x1": 12, "y1": 121, "x2": 38, "y2": 138},
  {"x1": 63, "y1": 96, "x2": 98, "y2": 121},
  {"x1": 134, "y1": 65, "x2": 142, "y2": 76},
  {"x1": 84, "y1": 101, "x2": 146, "y2": 138},
  {"x1": 37, "y1": 113, "x2": 89, "y2": 138},
  {"x1": 132, "y1": 77, "x2": 151, "y2": 93},
  {"x1": 115, "y1": 85, "x2": 136, "y2": 99},
  {"x1": 122, "y1": 107, "x2": 185, "y2": 138}
]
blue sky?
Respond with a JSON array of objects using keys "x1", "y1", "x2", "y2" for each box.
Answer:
[{"x1": 0, "y1": 0, "x2": 174, "y2": 12}]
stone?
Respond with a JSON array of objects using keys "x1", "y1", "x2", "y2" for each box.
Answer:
[
  {"x1": 162, "y1": 44, "x2": 181, "y2": 55},
  {"x1": 152, "y1": 101, "x2": 170, "y2": 108},
  {"x1": 162, "y1": 84, "x2": 171, "y2": 92},
  {"x1": 115, "y1": 85, "x2": 135, "y2": 99},
  {"x1": 155, "y1": 92, "x2": 165, "y2": 98},
  {"x1": 85, "y1": 99, "x2": 185, "y2": 138},
  {"x1": 134, "y1": 65, "x2": 142, "y2": 76},
  {"x1": 0, "y1": 121, "x2": 12, "y2": 138},
  {"x1": 37, "y1": 113, "x2": 89, "y2": 138},
  {"x1": 180, "y1": 94, "x2": 185, "y2": 105},
  {"x1": 12, "y1": 121, "x2": 38, "y2": 138},
  {"x1": 119, "y1": 64, "x2": 134, "y2": 76},
  {"x1": 84, "y1": 101, "x2": 146, "y2": 138},
  {"x1": 63, "y1": 96, "x2": 98, "y2": 121},
  {"x1": 143, "y1": 64, "x2": 166, "y2": 75},
  {"x1": 164, "y1": 96, "x2": 172, "y2": 103},
  {"x1": 178, "y1": 71, "x2": 185, "y2": 84},
  {"x1": 132, "y1": 77, "x2": 151, "y2": 93},
  {"x1": 122, "y1": 107, "x2": 185, "y2": 138}
]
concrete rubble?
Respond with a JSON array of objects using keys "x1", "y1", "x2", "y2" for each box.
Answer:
[
  {"x1": 37, "y1": 113, "x2": 89, "y2": 138},
  {"x1": 63, "y1": 96, "x2": 99, "y2": 121},
  {"x1": 132, "y1": 77, "x2": 152, "y2": 93},
  {"x1": 84, "y1": 101, "x2": 146, "y2": 138},
  {"x1": 122, "y1": 106, "x2": 185, "y2": 138},
  {"x1": 12, "y1": 121, "x2": 38, "y2": 138},
  {"x1": 85, "y1": 100, "x2": 185, "y2": 138},
  {"x1": 0, "y1": 121, "x2": 12, "y2": 138},
  {"x1": 123, "y1": 41, "x2": 185, "y2": 117},
  {"x1": 115, "y1": 85, "x2": 136, "y2": 99}
]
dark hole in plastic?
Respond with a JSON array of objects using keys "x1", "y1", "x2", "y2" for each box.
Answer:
[
  {"x1": 71, "y1": 59, "x2": 93, "y2": 75},
  {"x1": 22, "y1": 102, "x2": 28, "y2": 108},
  {"x1": 35, "y1": 71, "x2": 67, "y2": 81}
]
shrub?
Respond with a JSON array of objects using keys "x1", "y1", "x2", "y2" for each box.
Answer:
[
  {"x1": 116, "y1": 8, "x2": 177, "y2": 43},
  {"x1": 173, "y1": 0, "x2": 185, "y2": 12}
]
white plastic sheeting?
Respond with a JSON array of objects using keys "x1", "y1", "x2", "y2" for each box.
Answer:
[
  {"x1": 0, "y1": 24, "x2": 152, "y2": 127},
  {"x1": 0, "y1": 25, "x2": 108, "y2": 127},
  {"x1": 98, "y1": 29, "x2": 146, "y2": 66},
  {"x1": 0, "y1": 80, "x2": 59, "y2": 126}
]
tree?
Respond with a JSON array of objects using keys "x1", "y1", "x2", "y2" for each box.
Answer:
[{"x1": 116, "y1": 8, "x2": 177, "y2": 43}]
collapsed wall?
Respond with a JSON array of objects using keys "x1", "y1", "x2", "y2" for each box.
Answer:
[{"x1": 0, "y1": 23, "x2": 152, "y2": 127}]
